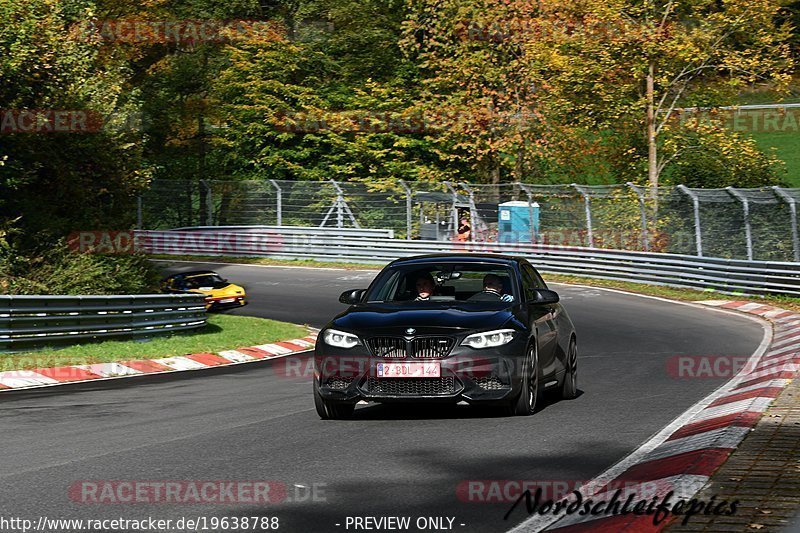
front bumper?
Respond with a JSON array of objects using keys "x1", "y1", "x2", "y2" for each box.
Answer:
[
  {"x1": 314, "y1": 338, "x2": 526, "y2": 404},
  {"x1": 205, "y1": 296, "x2": 247, "y2": 309}
]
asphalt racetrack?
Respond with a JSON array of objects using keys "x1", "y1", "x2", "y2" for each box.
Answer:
[{"x1": 0, "y1": 260, "x2": 765, "y2": 533}]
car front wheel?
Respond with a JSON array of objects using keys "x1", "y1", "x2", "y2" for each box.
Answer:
[
  {"x1": 511, "y1": 343, "x2": 539, "y2": 416},
  {"x1": 313, "y1": 383, "x2": 355, "y2": 420},
  {"x1": 559, "y1": 337, "x2": 578, "y2": 400}
]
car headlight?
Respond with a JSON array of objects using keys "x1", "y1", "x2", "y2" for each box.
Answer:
[
  {"x1": 462, "y1": 329, "x2": 515, "y2": 349},
  {"x1": 323, "y1": 329, "x2": 361, "y2": 349}
]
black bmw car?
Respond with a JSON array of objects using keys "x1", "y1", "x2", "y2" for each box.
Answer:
[{"x1": 313, "y1": 254, "x2": 578, "y2": 419}]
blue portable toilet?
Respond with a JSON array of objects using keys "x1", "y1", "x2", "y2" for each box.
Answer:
[{"x1": 498, "y1": 201, "x2": 539, "y2": 243}]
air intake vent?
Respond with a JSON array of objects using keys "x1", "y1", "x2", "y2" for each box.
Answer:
[
  {"x1": 325, "y1": 376, "x2": 355, "y2": 390},
  {"x1": 474, "y1": 376, "x2": 510, "y2": 390},
  {"x1": 366, "y1": 377, "x2": 456, "y2": 395}
]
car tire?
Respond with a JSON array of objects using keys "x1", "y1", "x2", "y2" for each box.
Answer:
[
  {"x1": 313, "y1": 383, "x2": 355, "y2": 420},
  {"x1": 559, "y1": 337, "x2": 578, "y2": 400},
  {"x1": 511, "y1": 343, "x2": 539, "y2": 416}
]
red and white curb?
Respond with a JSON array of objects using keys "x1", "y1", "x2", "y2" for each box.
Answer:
[
  {"x1": 0, "y1": 331, "x2": 318, "y2": 392},
  {"x1": 509, "y1": 299, "x2": 796, "y2": 533}
]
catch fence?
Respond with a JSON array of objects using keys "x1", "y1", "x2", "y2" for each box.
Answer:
[{"x1": 138, "y1": 180, "x2": 800, "y2": 262}]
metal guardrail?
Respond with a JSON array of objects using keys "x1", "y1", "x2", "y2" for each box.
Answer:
[
  {"x1": 139, "y1": 230, "x2": 800, "y2": 297},
  {"x1": 0, "y1": 294, "x2": 207, "y2": 353},
  {"x1": 172, "y1": 225, "x2": 395, "y2": 239}
]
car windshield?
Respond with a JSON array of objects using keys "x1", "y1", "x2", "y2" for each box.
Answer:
[
  {"x1": 366, "y1": 263, "x2": 516, "y2": 303},
  {"x1": 183, "y1": 274, "x2": 227, "y2": 289}
]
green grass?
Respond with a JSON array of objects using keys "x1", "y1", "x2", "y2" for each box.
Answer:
[
  {"x1": 750, "y1": 131, "x2": 800, "y2": 187},
  {"x1": 545, "y1": 273, "x2": 800, "y2": 312},
  {"x1": 2, "y1": 314, "x2": 308, "y2": 372},
  {"x1": 731, "y1": 85, "x2": 800, "y2": 186},
  {"x1": 736, "y1": 92, "x2": 800, "y2": 106}
]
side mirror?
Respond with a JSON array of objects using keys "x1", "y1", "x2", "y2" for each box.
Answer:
[
  {"x1": 529, "y1": 289, "x2": 560, "y2": 305},
  {"x1": 339, "y1": 289, "x2": 367, "y2": 305}
]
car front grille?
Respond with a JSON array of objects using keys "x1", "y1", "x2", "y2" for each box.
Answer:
[
  {"x1": 412, "y1": 337, "x2": 455, "y2": 359},
  {"x1": 366, "y1": 377, "x2": 456, "y2": 396},
  {"x1": 473, "y1": 376, "x2": 510, "y2": 390},
  {"x1": 367, "y1": 336, "x2": 455, "y2": 359},
  {"x1": 366, "y1": 337, "x2": 406, "y2": 358}
]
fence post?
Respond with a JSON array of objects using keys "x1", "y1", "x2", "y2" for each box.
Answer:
[
  {"x1": 460, "y1": 182, "x2": 478, "y2": 243},
  {"x1": 444, "y1": 182, "x2": 459, "y2": 239},
  {"x1": 326, "y1": 179, "x2": 360, "y2": 229},
  {"x1": 269, "y1": 179, "x2": 283, "y2": 226},
  {"x1": 200, "y1": 179, "x2": 213, "y2": 226},
  {"x1": 518, "y1": 183, "x2": 539, "y2": 244},
  {"x1": 627, "y1": 182, "x2": 650, "y2": 252},
  {"x1": 572, "y1": 184, "x2": 594, "y2": 248},
  {"x1": 677, "y1": 185, "x2": 703, "y2": 257},
  {"x1": 727, "y1": 187, "x2": 753, "y2": 261},
  {"x1": 773, "y1": 186, "x2": 800, "y2": 262},
  {"x1": 334, "y1": 180, "x2": 343, "y2": 228},
  {"x1": 399, "y1": 179, "x2": 413, "y2": 239}
]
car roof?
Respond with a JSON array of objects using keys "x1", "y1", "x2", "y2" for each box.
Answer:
[
  {"x1": 168, "y1": 270, "x2": 218, "y2": 279},
  {"x1": 388, "y1": 253, "x2": 526, "y2": 267}
]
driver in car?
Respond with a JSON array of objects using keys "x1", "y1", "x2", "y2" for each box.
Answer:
[
  {"x1": 414, "y1": 274, "x2": 436, "y2": 301},
  {"x1": 469, "y1": 274, "x2": 514, "y2": 302}
]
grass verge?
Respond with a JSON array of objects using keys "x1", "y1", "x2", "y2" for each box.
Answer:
[
  {"x1": 2, "y1": 314, "x2": 308, "y2": 372},
  {"x1": 749, "y1": 131, "x2": 800, "y2": 187},
  {"x1": 544, "y1": 273, "x2": 800, "y2": 312}
]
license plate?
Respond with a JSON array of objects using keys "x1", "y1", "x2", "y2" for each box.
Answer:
[
  {"x1": 376, "y1": 362, "x2": 441, "y2": 378},
  {"x1": 218, "y1": 298, "x2": 236, "y2": 303}
]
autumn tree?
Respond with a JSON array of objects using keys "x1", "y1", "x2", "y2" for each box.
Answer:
[
  {"x1": 0, "y1": 0, "x2": 150, "y2": 240},
  {"x1": 401, "y1": 0, "x2": 556, "y2": 185},
  {"x1": 210, "y1": 0, "x2": 452, "y2": 184},
  {"x1": 519, "y1": 0, "x2": 793, "y2": 188}
]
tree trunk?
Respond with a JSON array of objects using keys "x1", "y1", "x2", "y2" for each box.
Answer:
[
  {"x1": 197, "y1": 47, "x2": 209, "y2": 226},
  {"x1": 491, "y1": 156, "x2": 501, "y2": 204},
  {"x1": 515, "y1": 145, "x2": 525, "y2": 186},
  {"x1": 646, "y1": 60, "x2": 659, "y2": 222},
  {"x1": 646, "y1": 61, "x2": 658, "y2": 190},
  {"x1": 198, "y1": 111, "x2": 207, "y2": 225}
]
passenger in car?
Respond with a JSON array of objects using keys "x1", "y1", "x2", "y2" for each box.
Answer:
[{"x1": 469, "y1": 274, "x2": 514, "y2": 302}]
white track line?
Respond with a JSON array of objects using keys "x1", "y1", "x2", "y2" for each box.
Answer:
[{"x1": 508, "y1": 287, "x2": 772, "y2": 533}]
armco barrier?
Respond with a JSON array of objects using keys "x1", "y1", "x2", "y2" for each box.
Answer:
[
  {"x1": 0, "y1": 294, "x2": 207, "y2": 352},
  {"x1": 138, "y1": 230, "x2": 800, "y2": 297}
]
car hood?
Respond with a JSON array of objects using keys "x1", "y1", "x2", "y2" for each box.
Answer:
[
  {"x1": 331, "y1": 302, "x2": 515, "y2": 333},
  {"x1": 188, "y1": 284, "x2": 244, "y2": 297}
]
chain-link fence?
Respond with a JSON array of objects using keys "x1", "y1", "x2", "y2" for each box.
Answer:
[{"x1": 138, "y1": 179, "x2": 800, "y2": 262}]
